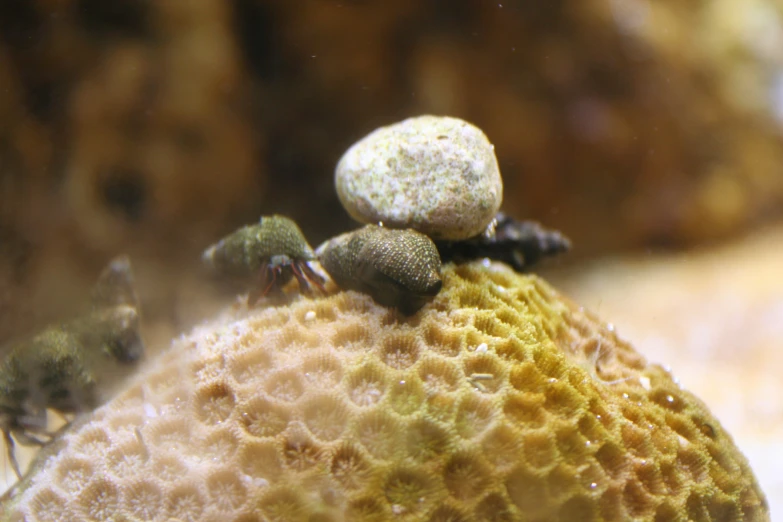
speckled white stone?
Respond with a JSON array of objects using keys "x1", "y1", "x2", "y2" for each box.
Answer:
[{"x1": 335, "y1": 115, "x2": 503, "y2": 240}]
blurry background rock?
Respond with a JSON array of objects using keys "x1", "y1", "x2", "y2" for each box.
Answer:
[
  {"x1": 1, "y1": 0, "x2": 782, "y2": 513},
  {"x1": 2, "y1": 0, "x2": 783, "y2": 336}
]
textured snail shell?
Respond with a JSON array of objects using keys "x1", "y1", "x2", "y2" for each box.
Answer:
[{"x1": 317, "y1": 224, "x2": 442, "y2": 315}]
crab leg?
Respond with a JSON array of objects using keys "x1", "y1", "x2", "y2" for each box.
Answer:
[
  {"x1": 248, "y1": 266, "x2": 279, "y2": 306},
  {"x1": 291, "y1": 262, "x2": 326, "y2": 295},
  {"x1": 3, "y1": 429, "x2": 22, "y2": 480}
]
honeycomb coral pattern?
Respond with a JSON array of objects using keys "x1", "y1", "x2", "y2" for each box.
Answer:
[{"x1": 2, "y1": 263, "x2": 768, "y2": 521}]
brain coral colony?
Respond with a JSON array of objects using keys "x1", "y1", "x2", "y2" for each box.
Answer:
[{"x1": 2, "y1": 116, "x2": 768, "y2": 521}]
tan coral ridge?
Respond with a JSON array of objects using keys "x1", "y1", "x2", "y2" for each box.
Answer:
[{"x1": 2, "y1": 263, "x2": 768, "y2": 521}]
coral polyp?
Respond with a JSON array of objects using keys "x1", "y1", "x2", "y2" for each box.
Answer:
[{"x1": 1, "y1": 262, "x2": 768, "y2": 521}]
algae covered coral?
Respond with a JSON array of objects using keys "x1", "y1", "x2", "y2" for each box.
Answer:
[{"x1": 1, "y1": 262, "x2": 768, "y2": 521}]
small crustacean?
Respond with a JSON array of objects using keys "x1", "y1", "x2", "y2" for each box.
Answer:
[
  {"x1": 317, "y1": 225, "x2": 442, "y2": 315},
  {"x1": 202, "y1": 215, "x2": 326, "y2": 306},
  {"x1": 322, "y1": 116, "x2": 572, "y2": 315},
  {"x1": 0, "y1": 256, "x2": 144, "y2": 482},
  {"x1": 434, "y1": 212, "x2": 571, "y2": 271}
]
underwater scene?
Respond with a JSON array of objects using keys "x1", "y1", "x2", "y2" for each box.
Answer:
[{"x1": 0, "y1": 1, "x2": 781, "y2": 521}]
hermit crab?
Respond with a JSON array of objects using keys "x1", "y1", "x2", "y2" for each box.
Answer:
[
  {"x1": 204, "y1": 116, "x2": 570, "y2": 314},
  {"x1": 205, "y1": 212, "x2": 567, "y2": 316},
  {"x1": 434, "y1": 212, "x2": 571, "y2": 271},
  {"x1": 315, "y1": 216, "x2": 568, "y2": 315},
  {"x1": 202, "y1": 214, "x2": 326, "y2": 306},
  {"x1": 0, "y1": 256, "x2": 144, "y2": 484},
  {"x1": 317, "y1": 225, "x2": 443, "y2": 315}
]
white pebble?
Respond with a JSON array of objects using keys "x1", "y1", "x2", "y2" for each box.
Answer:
[{"x1": 336, "y1": 115, "x2": 503, "y2": 240}]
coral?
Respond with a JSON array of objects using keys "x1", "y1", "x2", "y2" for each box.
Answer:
[
  {"x1": 553, "y1": 224, "x2": 783, "y2": 516},
  {"x1": 1, "y1": 262, "x2": 768, "y2": 521},
  {"x1": 4, "y1": 0, "x2": 783, "y2": 364}
]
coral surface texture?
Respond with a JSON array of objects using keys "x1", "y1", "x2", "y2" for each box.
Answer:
[{"x1": 2, "y1": 263, "x2": 768, "y2": 521}]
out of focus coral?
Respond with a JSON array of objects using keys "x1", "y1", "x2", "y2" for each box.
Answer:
[
  {"x1": 2, "y1": 263, "x2": 768, "y2": 521},
  {"x1": 552, "y1": 223, "x2": 783, "y2": 517},
  {"x1": 2, "y1": 1, "x2": 783, "y2": 345}
]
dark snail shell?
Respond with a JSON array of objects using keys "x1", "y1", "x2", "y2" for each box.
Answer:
[
  {"x1": 317, "y1": 225, "x2": 442, "y2": 315},
  {"x1": 435, "y1": 213, "x2": 571, "y2": 271}
]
